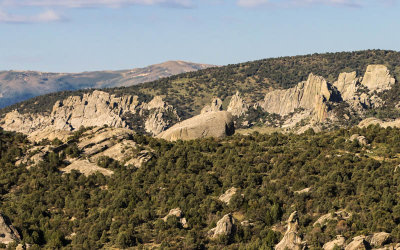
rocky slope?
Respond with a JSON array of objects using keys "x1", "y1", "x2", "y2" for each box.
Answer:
[
  {"x1": 2, "y1": 50, "x2": 400, "y2": 142},
  {"x1": 1, "y1": 90, "x2": 180, "y2": 141},
  {"x1": 0, "y1": 61, "x2": 213, "y2": 108},
  {"x1": 1, "y1": 63, "x2": 398, "y2": 140}
]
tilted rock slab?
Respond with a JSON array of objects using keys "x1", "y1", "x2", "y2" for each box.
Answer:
[
  {"x1": 0, "y1": 214, "x2": 21, "y2": 245},
  {"x1": 157, "y1": 111, "x2": 234, "y2": 141},
  {"x1": 275, "y1": 211, "x2": 306, "y2": 250}
]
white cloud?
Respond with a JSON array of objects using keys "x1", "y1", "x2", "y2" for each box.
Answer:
[
  {"x1": 2, "y1": 0, "x2": 194, "y2": 8},
  {"x1": 0, "y1": 0, "x2": 193, "y2": 24},
  {"x1": 237, "y1": 0, "x2": 269, "y2": 7},
  {"x1": 0, "y1": 8, "x2": 64, "y2": 23},
  {"x1": 237, "y1": 0, "x2": 363, "y2": 8}
]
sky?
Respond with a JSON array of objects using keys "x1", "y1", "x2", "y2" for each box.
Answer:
[{"x1": 0, "y1": 0, "x2": 399, "y2": 72}]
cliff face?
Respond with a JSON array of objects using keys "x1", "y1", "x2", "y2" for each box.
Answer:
[
  {"x1": 1, "y1": 91, "x2": 179, "y2": 139},
  {"x1": 361, "y1": 65, "x2": 395, "y2": 93},
  {"x1": 260, "y1": 73, "x2": 332, "y2": 122}
]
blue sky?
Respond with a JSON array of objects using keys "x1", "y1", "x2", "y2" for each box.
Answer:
[{"x1": 0, "y1": 0, "x2": 399, "y2": 72}]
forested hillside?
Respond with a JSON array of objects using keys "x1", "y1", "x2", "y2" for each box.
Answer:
[
  {"x1": 1, "y1": 125, "x2": 400, "y2": 248},
  {"x1": 3, "y1": 49, "x2": 400, "y2": 120}
]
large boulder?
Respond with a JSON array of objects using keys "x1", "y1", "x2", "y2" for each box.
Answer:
[
  {"x1": 0, "y1": 214, "x2": 20, "y2": 245},
  {"x1": 370, "y1": 232, "x2": 391, "y2": 248},
  {"x1": 323, "y1": 235, "x2": 346, "y2": 250},
  {"x1": 345, "y1": 236, "x2": 370, "y2": 250},
  {"x1": 157, "y1": 111, "x2": 234, "y2": 141},
  {"x1": 208, "y1": 214, "x2": 235, "y2": 238},
  {"x1": 275, "y1": 211, "x2": 306, "y2": 250},
  {"x1": 361, "y1": 65, "x2": 395, "y2": 93}
]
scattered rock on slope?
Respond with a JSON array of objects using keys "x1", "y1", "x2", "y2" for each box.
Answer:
[
  {"x1": 208, "y1": 214, "x2": 235, "y2": 238},
  {"x1": 157, "y1": 111, "x2": 234, "y2": 141},
  {"x1": 0, "y1": 214, "x2": 21, "y2": 245},
  {"x1": 350, "y1": 134, "x2": 368, "y2": 146},
  {"x1": 162, "y1": 208, "x2": 188, "y2": 228},
  {"x1": 275, "y1": 211, "x2": 306, "y2": 250},
  {"x1": 219, "y1": 187, "x2": 237, "y2": 205},
  {"x1": 313, "y1": 210, "x2": 352, "y2": 227}
]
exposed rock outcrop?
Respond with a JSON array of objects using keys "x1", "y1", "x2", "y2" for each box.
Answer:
[
  {"x1": 275, "y1": 211, "x2": 306, "y2": 250},
  {"x1": 142, "y1": 96, "x2": 180, "y2": 136},
  {"x1": 358, "y1": 117, "x2": 400, "y2": 129},
  {"x1": 201, "y1": 98, "x2": 223, "y2": 114},
  {"x1": 208, "y1": 214, "x2": 235, "y2": 239},
  {"x1": 370, "y1": 232, "x2": 391, "y2": 248},
  {"x1": 2, "y1": 91, "x2": 138, "y2": 136},
  {"x1": 323, "y1": 235, "x2": 346, "y2": 250},
  {"x1": 124, "y1": 150, "x2": 152, "y2": 168},
  {"x1": 219, "y1": 187, "x2": 237, "y2": 205},
  {"x1": 345, "y1": 236, "x2": 370, "y2": 250},
  {"x1": 313, "y1": 210, "x2": 352, "y2": 227},
  {"x1": 162, "y1": 208, "x2": 188, "y2": 228},
  {"x1": 361, "y1": 65, "x2": 395, "y2": 93},
  {"x1": 1, "y1": 92, "x2": 180, "y2": 139},
  {"x1": 227, "y1": 92, "x2": 248, "y2": 117},
  {"x1": 350, "y1": 134, "x2": 368, "y2": 146},
  {"x1": 261, "y1": 73, "x2": 332, "y2": 123},
  {"x1": 157, "y1": 111, "x2": 234, "y2": 141},
  {"x1": 333, "y1": 72, "x2": 358, "y2": 101},
  {"x1": 0, "y1": 214, "x2": 21, "y2": 245},
  {"x1": 62, "y1": 159, "x2": 114, "y2": 176}
]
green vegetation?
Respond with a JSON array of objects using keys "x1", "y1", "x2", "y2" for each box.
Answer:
[
  {"x1": 2, "y1": 125, "x2": 400, "y2": 248},
  {"x1": 3, "y1": 49, "x2": 400, "y2": 121}
]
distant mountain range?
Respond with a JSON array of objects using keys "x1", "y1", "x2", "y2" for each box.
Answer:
[{"x1": 0, "y1": 61, "x2": 213, "y2": 108}]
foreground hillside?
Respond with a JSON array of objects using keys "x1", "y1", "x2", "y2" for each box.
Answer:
[
  {"x1": 0, "y1": 61, "x2": 212, "y2": 108},
  {"x1": 1, "y1": 125, "x2": 400, "y2": 249}
]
